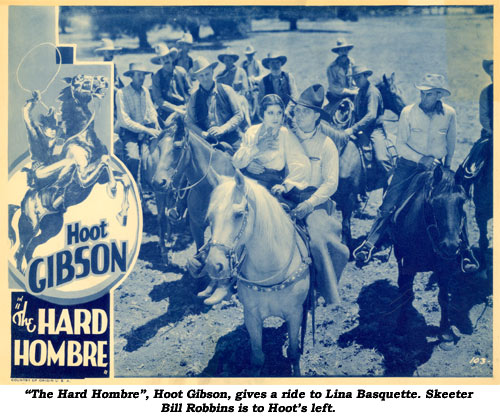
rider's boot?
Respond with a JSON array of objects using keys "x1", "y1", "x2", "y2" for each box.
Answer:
[{"x1": 203, "y1": 279, "x2": 232, "y2": 305}]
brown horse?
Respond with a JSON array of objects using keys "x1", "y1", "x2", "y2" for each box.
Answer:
[
  {"x1": 149, "y1": 113, "x2": 235, "y2": 273},
  {"x1": 392, "y1": 165, "x2": 468, "y2": 347}
]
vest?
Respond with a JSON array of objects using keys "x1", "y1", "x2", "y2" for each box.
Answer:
[{"x1": 262, "y1": 72, "x2": 291, "y2": 105}]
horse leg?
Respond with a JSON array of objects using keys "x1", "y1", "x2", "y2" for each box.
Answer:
[
  {"x1": 116, "y1": 176, "x2": 131, "y2": 226},
  {"x1": 155, "y1": 191, "x2": 170, "y2": 264},
  {"x1": 102, "y1": 161, "x2": 118, "y2": 199},
  {"x1": 396, "y1": 264, "x2": 415, "y2": 335},
  {"x1": 286, "y1": 309, "x2": 303, "y2": 377},
  {"x1": 244, "y1": 308, "x2": 265, "y2": 376},
  {"x1": 436, "y1": 272, "x2": 456, "y2": 349},
  {"x1": 476, "y1": 210, "x2": 489, "y2": 265},
  {"x1": 24, "y1": 213, "x2": 64, "y2": 267},
  {"x1": 14, "y1": 213, "x2": 35, "y2": 272},
  {"x1": 341, "y1": 200, "x2": 354, "y2": 253}
]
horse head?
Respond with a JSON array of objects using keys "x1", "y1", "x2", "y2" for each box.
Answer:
[
  {"x1": 426, "y1": 165, "x2": 467, "y2": 260},
  {"x1": 205, "y1": 170, "x2": 254, "y2": 280},
  {"x1": 62, "y1": 74, "x2": 109, "y2": 104},
  {"x1": 377, "y1": 73, "x2": 405, "y2": 117},
  {"x1": 150, "y1": 112, "x2": 189, "y2": 190}
]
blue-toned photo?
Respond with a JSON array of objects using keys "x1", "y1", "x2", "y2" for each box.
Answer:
[{"x1": 54, "y1": 5, "x2": 493, "y2": 378}]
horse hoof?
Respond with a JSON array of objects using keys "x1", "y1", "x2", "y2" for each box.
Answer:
[
  {"x1": 438, "y1": 340, "x2": 456, "y2": 351},
  {"x1": 116, "y1": 214, "x2": 127, "y2": 226}
]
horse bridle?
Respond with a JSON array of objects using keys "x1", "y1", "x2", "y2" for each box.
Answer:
[
  {"x1": 206, "y1": 202, "x2": 249, "y2": 280},
  {"x1": 168, "y1": 132, "x2": 216, "y2": 199},
  {"x1": 423, "y1": 187, "x2": 465, "y2": 261}
]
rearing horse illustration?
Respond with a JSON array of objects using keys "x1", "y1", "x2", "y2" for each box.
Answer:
[{"x1": 9, "y1": 74, "x2": 132, "y2": 272}]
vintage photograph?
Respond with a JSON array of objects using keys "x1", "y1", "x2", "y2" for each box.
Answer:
[{"x1": 47, "y1": 5, "x2": 493, "y2": 377}]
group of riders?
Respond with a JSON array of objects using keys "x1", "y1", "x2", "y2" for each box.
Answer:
[{"x1": 25, "y1": 34, "x2": 493, "y2": 306}]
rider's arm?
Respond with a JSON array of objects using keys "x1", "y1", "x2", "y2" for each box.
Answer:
[
  {"x1": 479, "y1": 86, "x2": 493, "y2": 135},
  {"x1": 307, "y1": 137, "x2": 339, "y2": 208},
  {"x1": 396, "y1": 105, "x2": 424, "y2": 163},
  {"x1": 232, "y1": 125, "x2": 259, "y2": 169},
  {"x1": 282, "y1": 128, "x2": 311, "y2": 192},
  {"x1": 327, "y1": 64, "x2": 353, "y2": 96},
  {"x1": 444, "y1": 108, "x2": 457, "y2": 168},
  {"x1": 23, "y1": 100, "x2": 37, "y2": 138},
  {"x1": 350, "y1": 88, "x2": 379, "y2": 133},
  {"x1": 115, "y1": 88, "x2": 154, "y2": 134},
  {"x1": 217, "y1": 85, "x2": 244, "y2": 135}
]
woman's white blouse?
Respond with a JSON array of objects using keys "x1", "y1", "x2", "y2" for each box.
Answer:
[{"x1": 233, "y1": 124, "x2": 311, "y2": 191}]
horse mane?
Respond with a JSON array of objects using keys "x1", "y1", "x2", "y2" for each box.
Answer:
[
  {"x1": 427, "y1": 167, "x2": 463, "y2": 197},
  {"x1": 58, "y1": 85, "x2": 92, "y2": 137},
  {"x1": 208, "y1": 177, "x2": 294, "y2": 250}
]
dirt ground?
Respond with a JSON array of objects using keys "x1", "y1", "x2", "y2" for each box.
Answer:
[{"x1": 62, "y1": 11, "x2": 493, "y2": 378}]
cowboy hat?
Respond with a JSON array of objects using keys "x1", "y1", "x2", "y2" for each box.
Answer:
[
  {"x1": 415, "y1": 73, "x2": 450, "y2": 97},
  {"x1": 262, "y1": 52, "x2": 287, "y2": 69},
  {"x1": 218, "y1": 50, "x2": 239, "y2": 63},
  {"x1": 191, "y1": 56, "x2": 218, "y2": 75},
  {"x1": 331, "y1": 38, "x2": 354, "y2": 53},
  {"x1": 244, "y1": 45, "x2": 256, "y2": 55},
  {"x1": 482, "y1": 59, "x2": 493, "y2": 75},
  {"x1": 151, "y1": 42, "x2": 178, "y2": 65},
  {"x1": 94, "y1": 38, "x2": 122, "y2": 55},
  {"x1": 176, "y1": 32, "x2": 194, "y2": 46},
  {"x1": 351, "y1": 65, "x2": 373, "y2": 78},
  {"x1": 123, "y1": 62, "x2": 153, "y2": 78},
  {"x1": 289, "y1": 84, "x2": 331, "y2": 122}
]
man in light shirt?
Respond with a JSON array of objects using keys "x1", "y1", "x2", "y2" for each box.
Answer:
[
  {"x1": 116, "y1": 62, "x2": 161, "y2": 180},
  {"x1": 354, "y1": 74, "x2": 478, "y2": 272},
  {"x1": 285, "y1": 84, "x2": 349, "y2": 305}
]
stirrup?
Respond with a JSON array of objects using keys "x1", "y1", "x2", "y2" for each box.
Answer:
[
  {"x1": 353, "y1": 241, "x2": 374, "y2": 265},
  {"x1": 461, "y1": 250, "x2": 480, "y2": 274}
]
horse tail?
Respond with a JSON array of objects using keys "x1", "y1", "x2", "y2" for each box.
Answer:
[{"x1": 8, "y1": 204, "x2": 20, "y2": 246}]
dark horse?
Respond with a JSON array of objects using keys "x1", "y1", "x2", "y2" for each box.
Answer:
[
  {"x1": 392, "y1": 165, "x2": 468, "y2": 346},
  {"x1": 140, "y1": 116, "x2": 189, "y2": 264},
  {"x1": 149, "y1": 113, "x2": 235, "y2": 270},
  {"x1": 9, "y1": 75, "x2": 132, "y2": 272},
  {"x1": 455, "y1": 137, "x2": 492, "y2": 265},
  {"x1": 332, "y1": 73, "x2": 406, "y2": 250}
]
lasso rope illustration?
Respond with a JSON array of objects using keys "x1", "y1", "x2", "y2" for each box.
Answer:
[{"x1": 16, "y1": 42, "x2": 62, "y2": 111}]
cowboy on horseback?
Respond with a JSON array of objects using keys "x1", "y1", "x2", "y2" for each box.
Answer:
[
  {"x1": 326, "y1": 38, "x2": 358, "y2": 109},
  {"x1": 345, "y1": 65, "x2": 394, "y2": 177},
  {"x1": 22, "y1": 90, "x2": 73, "y2": 211},
  {"x1": 216, "y1": 49, "x2": 252, "y2": 128},
  {"x1": 115, "y1": 62, "x2": 161, "y2": 181},
  {"x1": 285, "y1": 84, "x2": 350, "y2": 305},
  {"x1": 150, "y1": 43, "x2": 192, "y2": 123},
  {"x1": 186, "y1": 56, "x2": 246, "y2": 155},
  {"x1": 354, "y1": 74, "x2": 479, "y2": 273}
]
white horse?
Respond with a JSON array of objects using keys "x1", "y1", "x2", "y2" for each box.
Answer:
[{"x1": 205, "y1": 170, "x2": 310, "y2": 376}]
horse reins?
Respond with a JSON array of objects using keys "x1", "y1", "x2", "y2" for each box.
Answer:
[{"x1": 208, "y1": 199, "x2": 311, "y2": 291}]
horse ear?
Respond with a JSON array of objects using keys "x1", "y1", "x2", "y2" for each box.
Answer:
[
  {"x1": 235, "y1": 169, "x2": 246, "y2": 193},
  {"x1": 383, "y1": 74, "x2": 388, "y2": 84},
  {"x1": 390, "y1": 72, "x2": 396, "y2": 83},
  {"x1": 63, "y1": 77, "x2": 73, "y2": 84}
]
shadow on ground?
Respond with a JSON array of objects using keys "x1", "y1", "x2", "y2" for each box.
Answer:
[
  {"x1": 200, "y1": 324, "x2": 292, "y2": 377},
  {"x1": 121, "y1": 272, "x2": 212, "y2": 352},
  {"x1": 338, "y1": 279, "x2": 438, "y2": 376}
]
